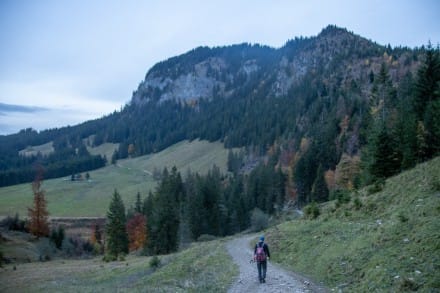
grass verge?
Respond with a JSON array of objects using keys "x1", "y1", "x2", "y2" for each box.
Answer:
[
  {"x1": 0, "y1": 238, "x2": 237, "y2": 292},
  {"x1": 267, "y1": 157, "x2": 440, "y2": 292}
]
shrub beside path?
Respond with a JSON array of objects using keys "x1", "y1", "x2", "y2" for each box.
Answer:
[{"x1": 226, "y1": 235, "x2": 328, "y2": 293}]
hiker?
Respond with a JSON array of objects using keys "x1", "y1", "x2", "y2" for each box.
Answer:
[{"x1": 254, "y1": 235, "x2": 270, "y2": 283}]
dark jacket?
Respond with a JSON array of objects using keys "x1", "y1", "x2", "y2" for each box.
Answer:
[{"x1": 254, "y1": 241, "x2": 270, "y2": 260}]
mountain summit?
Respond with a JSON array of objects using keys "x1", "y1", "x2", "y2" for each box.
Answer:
[{"x1": 131, "y1": 25, "x2": 405, "y2": 105}]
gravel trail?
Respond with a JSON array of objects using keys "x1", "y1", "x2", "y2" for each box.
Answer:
[{"x1": 226, "y1": 235, "x2": 327, "y2": 293}]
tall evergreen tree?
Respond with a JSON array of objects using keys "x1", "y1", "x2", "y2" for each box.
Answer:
[
  {"x1": 413, "y1": 44, "x2": 440, "y2": 120},
  {"x1": 106, "y1": 189, "x2": 129, "y2": 256},
  {"x1": 413, "y1": 44, "x2": 440, "y2": 159},
  {"x1": 369, "y1": 125, "x2": 400, "y2": 180},
  {"x1": 147, "y1": 167, "x2": 183, "y2": 254},
  {"x1": 135, "y1": 192, "x2": 142, "y2": 214},
  {"x1": 311, "y1": 164, "x2": 329, "y2": 202}
]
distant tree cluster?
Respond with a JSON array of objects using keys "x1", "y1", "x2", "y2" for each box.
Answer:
[
  {"x1": 0, "y1": 137, "x2": 106, "y2": 187},
  {"x1": 103, "y1": 154, "x2": 285, "y2": 256}
]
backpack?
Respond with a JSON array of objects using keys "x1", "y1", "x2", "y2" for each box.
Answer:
[{"x1": 256, "y1": 243, "x2": 266, "y2": 262}]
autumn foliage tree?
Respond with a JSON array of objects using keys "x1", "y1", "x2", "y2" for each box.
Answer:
[
  {"x1": 126, "y1": 213, "x2": 147, "y2": 251},
  {"x1": 28, "y1": 171, "x2": 50, "y2": 238}
]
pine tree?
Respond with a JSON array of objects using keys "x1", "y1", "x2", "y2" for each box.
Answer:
[
  {"x1": 135, "y1": 192, "x2": 142, "y2": 214},
  {"x1": 414, "y1": 43, "x2": 440, "y2": 120},
  {"x1": 28, "y1": 171, "x2": 50, "y2": 238},
  {"x1": 369, "y1": 125, "x2": 400, "y2": 180},
  {"x1": 424, "y1": 100, "x2": 440, "y2": 156},
  {"x1": 106, "y1": 189, "x2": 128, "y2": 257},
  {"x1": 147, "y1": 167, "x2": 182, "y2": 254},
  {"x1": 311, "y1": 164, "x2": 329, "y2": 202},
  {"x1": 413, "y1": 44, "x2": 440, "y2": 159}
]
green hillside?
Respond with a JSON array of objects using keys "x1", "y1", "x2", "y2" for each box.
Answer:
[
  {"x1": 0, "y1": 238, "x2": 237, "y2": 292},
  {"x1": 1, "y1": 158, "x2": 438, "y2": 292},
  {"x1": 267, "y1": 156, "x2": 440, "y2": 292},
  {"x1": 0, "y1": 139, "x2": 232, "y2": 218}
]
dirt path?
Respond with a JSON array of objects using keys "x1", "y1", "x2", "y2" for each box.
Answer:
[{"x1": 226, "y1": 235, "x2": 327, "y2": 293}]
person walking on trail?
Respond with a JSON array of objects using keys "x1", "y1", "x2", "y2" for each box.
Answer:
[{"x1": 254, "y1": 235, "x2": 270, "y2": 283}]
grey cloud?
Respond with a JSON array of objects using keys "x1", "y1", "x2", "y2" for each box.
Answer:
[{"x1": 0, "y1": 102, "x2": 48, "y2": 114}]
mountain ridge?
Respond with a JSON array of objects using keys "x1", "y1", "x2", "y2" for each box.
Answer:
[
  {"x1": 131, "y1": 25, "x2": 416, "y2": 106},
  {"x1": 1, "y1": 25, "x2": 437, "y2": 195}
]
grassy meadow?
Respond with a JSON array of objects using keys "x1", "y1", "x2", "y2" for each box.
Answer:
[
  {"x1": 0, "y1": 238, "x2": 237, "y2": 292},
  {"x1": 0, "y1": 139, "x2": 232, "y2": 218}
]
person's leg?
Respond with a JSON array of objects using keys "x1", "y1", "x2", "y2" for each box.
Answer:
[
  {"x1": 257, "y1": 261, "x2": 262, "y2": 282},
  {"x1": 262, "y1": 261, "x2": 267, "y2": 282}
]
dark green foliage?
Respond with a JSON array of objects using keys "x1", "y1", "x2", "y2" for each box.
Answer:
[
  {"x1": 0, "y1": 213, "x2": 28, "y2": 232},
  {"x1": 367, "y1": 180, "x2": 385, "y2": 194},
  {"x1": 429, "y1": 173, "x2": 440, "y2": 191},
  {"x1": 304, "y1": 202, "x2": 320, "y2": 219},
  {"x1": 147, "y1": 167, "x2": 183, "y2": 254},
  {"x1": 62, "y1": 235, "x2": 94, "y2": 257},
  {"x1": 330, "y1": 189, "x2": 351, "y2": 207},
  {"x1": 246, "y1": 158, "x2": 286, "y2": 214},
  {"x1": 353, "y1": 197, "x2": 362, "y2": 210},
  {"x1": 0, "y1": 130, "x2": 106, "y2": 187},
  {"x1": 423, "y1": 100, "x2": 440, "y2": 156},
  {"x1": 135, "y1": 192, "x2": 142, "y2": 214},
  {"x1": 50, "y1": 226, "x2": 65, "y2": 249},
  {"x1": 369, "y1": 125, "x2": 401, "y2": 181},
  {"x1": 186, "y1": 166, "x2": 224, "y2": 240},
  {"x1": 149, "y1": 255, "x2": 161, "y2": 269},
  {"x1": 227, "y1": 149, "x2": 244, "y2": 174},
  {"x1": 102, "y1": 254, "x2": 117, "y2": 262},
  {"x1": 105, "y1": 189, "x2": 128, "y2": 257},
  {"x1": 413, "y1": 43, "x2": 440, "y2": 121},
  {"x1": 311, "y1": 165, "x2": 329, "y2": 202}
]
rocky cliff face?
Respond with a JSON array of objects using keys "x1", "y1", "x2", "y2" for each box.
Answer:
[{"x1": 131, "y1": 25, "x2": 418, "y2": 106}]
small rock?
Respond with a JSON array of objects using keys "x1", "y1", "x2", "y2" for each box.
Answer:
[
  {"x1": 403, "y1": 238, "x2": 410, "y2": 243},
  {"x1": 415, "y1": 270, "x2": 422, "y2": 274},
  {"x1": 394, "y1": 275, "x2": 400, "y2": 279},
  {"x1": 376, "y1": 219, "x2": 382, "y2": 225}
]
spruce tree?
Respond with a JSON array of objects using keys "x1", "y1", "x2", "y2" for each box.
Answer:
[
  {"x1": 369, "y1": 125, "x2": 400, "y2": 180},
  {"x1": 147, "y1": 167, "x2": 182, "y2": 254},
  {"x1": 311, "y1": 164, "x2": 329, "y2": 202},
  {"x1": 414, "y1": 43, "x2": 440, "y2": 120},
  {"x1": 135, "y1": 192, "x2": 142, "y2": 214},
  {"x1": 413, "y1": 44, "x2": 440, "y2": 159},
  {"x1": 106, "y1": 189, "x2": 128, "y2": 257}
]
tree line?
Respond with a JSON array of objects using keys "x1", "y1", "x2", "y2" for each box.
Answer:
[{"x1": 105, "y1": 157, "x2": 285, "y2": 257}]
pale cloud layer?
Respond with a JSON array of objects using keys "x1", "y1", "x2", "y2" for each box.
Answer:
[{"x1": 0, "y1": 0, "x2": 439, "y2": 135}]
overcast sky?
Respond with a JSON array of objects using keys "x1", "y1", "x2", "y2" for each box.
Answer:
[{"x1": 1, "y1": 0, "x2": 439, "y2": 135}]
